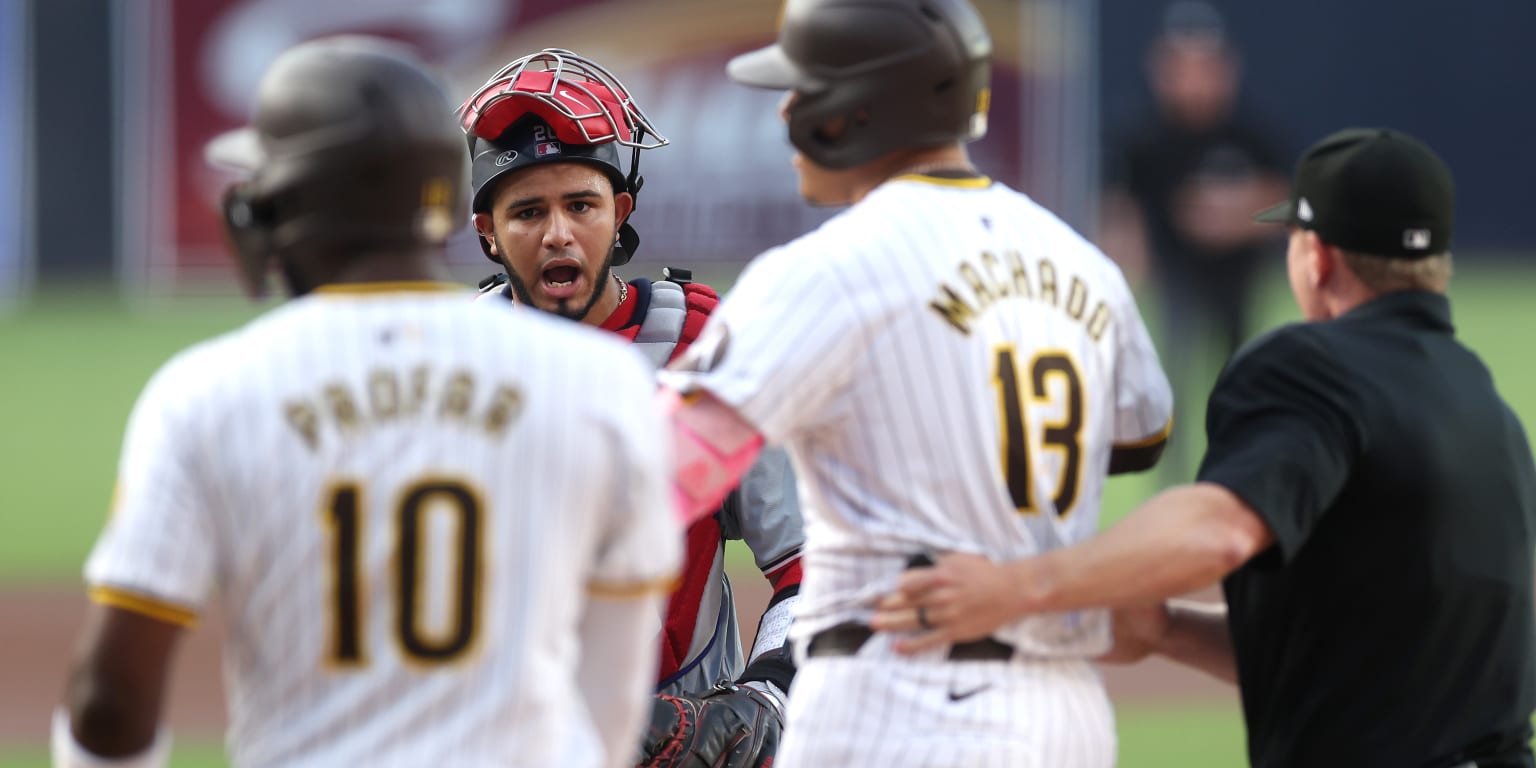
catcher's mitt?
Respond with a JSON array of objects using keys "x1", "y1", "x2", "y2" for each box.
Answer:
[{"x1": 638, "y1": 682, "x2": 784, "y2": 768}]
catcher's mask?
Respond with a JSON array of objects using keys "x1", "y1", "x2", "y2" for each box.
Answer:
[
  {"x1": 459, "y1": 48, "x2": 668, "y2": 266},
  {"x1": 206, "y1": 36, "x2": 468, "y2": 298},
  {"x1": 728, "y1": 0, "x2": 992, "y2": 170}
]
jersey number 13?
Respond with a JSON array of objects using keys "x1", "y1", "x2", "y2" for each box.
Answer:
[{"x1": 993, "y1": 348, "x2": 1084, "y2": 517}]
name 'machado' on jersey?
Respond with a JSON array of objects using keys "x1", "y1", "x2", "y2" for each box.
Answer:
[{"x1": 928, "y1": 248, "x2": 1114, "y2": 340}]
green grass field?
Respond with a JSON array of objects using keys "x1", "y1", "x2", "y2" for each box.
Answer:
[
  {"x1": 3, "y1": 264, "x2": 1534, "y2": 766},
  {"x1": 0, "y1": 707, "x2": 1247, "y2": 767}
]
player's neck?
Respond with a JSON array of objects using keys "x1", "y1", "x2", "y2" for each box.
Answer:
[
  {"x1": 320, "y1": 251, "x2": 454, "y2": 288},
  {"x1": 580, "y1": 272, "x2": 627, "y2": 328},
  {"x1": 1316, "y1": 268, "x2": 1399, "y2": 320},
  {"x1": 1323, "y1": 287, "x2": 1382, "y2": 320},
  {"x1": 852, "y1": 145, "x2": 976, "y2": 203}
]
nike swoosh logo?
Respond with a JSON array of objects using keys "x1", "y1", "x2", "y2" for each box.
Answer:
[{"x1": 947, "y1": 684, "x2": 993, "y2": 702}]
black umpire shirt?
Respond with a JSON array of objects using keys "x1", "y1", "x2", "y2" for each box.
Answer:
[{"x1": 1197, "y1": 290, "x2": 1536, "y2": 768}]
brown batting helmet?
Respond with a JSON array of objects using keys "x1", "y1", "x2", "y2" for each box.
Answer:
[
  {"x1": 206, "y1": 36, "x2": 468, "y2": 297},
  {"x1": 728, "y1": 0, "x2": 992, "y2": 169}
]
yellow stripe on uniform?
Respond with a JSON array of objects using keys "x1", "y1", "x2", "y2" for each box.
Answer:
[
  {"x1": 1114, "y1": 416, "x2": 1174, "y2": 449},
  {"x1": 89, "y1": 586, "x2": 200, "y2": 627},
  {"x1": 892, "y1": 174, "x2": 993, "y2": 189},
  {"x1": 586, "y1": 574, "x2": 682, "y2": 599}
]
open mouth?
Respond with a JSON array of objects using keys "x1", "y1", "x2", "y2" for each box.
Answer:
[
  {"x1": 540, "y1": 264, "x2": 584, "y2": 300},
  {"x1": 543, "y1": 265, "x2": 580, "y2": 288}
]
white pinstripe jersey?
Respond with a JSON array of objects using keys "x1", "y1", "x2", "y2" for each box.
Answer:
[
  {"x1": 663, "y1": 174, "x2": 1172, "y2": 659},
  {"x1": 85, "y1": 284, "x2": 680, "y2": 767}
]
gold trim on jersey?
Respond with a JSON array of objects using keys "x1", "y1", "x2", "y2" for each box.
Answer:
[
  {"x1": 313, "y1": 281, "x2": 465, "y2": 295},
  {"x1": 587, "y1": 573, "x2": 682, "y2": 599},
  {"x1": 892, "y1": 174, "x2": 993, "y2": 189},
  {"x1": 1113, "y1": 416, "x2": 1174, "y2": 449},
  {"x1": 89, "y1": 586, "x2": 199, "y2": 627}
]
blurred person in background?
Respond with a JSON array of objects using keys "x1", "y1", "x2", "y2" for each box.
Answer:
[
  {"x1": 55, "y1": 36, "x2": 679, "y2": 768},
  {"x1": 459, "y1": 48, "x2": 800, "y2": 768},
  {"x1": 1100, "y1": 0, "x2": 1288, "y2": 480}
]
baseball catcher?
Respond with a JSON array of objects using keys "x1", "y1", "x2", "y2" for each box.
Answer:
[{"x1": 457, "y1": 48, "x2": 800, "y2": 767}]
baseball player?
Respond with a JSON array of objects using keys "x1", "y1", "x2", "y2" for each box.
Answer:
[
  {"x1": 53, "y1": 37, "x2": 679, "y2": 768},
  {"x1": 457, "y1": 49, "x2": 801, "y2": 766},
  {"x1": 656, "y1": 1, "x2": 1173, "y2": 766}
]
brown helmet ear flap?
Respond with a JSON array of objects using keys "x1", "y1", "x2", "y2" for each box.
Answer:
[{"x1": 220, "y1": 183, "x2": 277, "y2": 298}]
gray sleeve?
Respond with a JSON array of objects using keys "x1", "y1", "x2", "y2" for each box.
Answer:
[{"x1": 720, "y1": 446, "x2": 804, "y2": 576}]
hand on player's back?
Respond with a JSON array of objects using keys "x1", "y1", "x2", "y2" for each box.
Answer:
[
  {"x1": 1098, "y1": 602, "x2": 1171, "y2": 664},
  {"x1": 870, "y1": 552, "x2": 1023, "y2": 654}
]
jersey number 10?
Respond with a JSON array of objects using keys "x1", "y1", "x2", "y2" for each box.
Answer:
[
  {"x1": 993, "y1": 348, "x2": 1084, "y2": 517},
  {"x1": 322, "y1": 479, "x2": 482, "y2": 666}
]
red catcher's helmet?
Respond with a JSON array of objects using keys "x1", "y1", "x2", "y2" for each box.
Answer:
[{"x1": 458, "y1": 49, "x2": 668, "y2": 265}]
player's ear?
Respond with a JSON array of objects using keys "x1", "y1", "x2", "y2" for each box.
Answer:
[
  {"x1": 613, "y1": 191, "x2": 635, "y2": 226},
  {"x1": 471, "y1": 212, "x2": 498, "y2": 256},
  {"x1": 1307, "y1": 231, "x2": 1334, "y2": 288},
  {"x1": 220, "y1": 183, "x2": 277, "y2": 299}
]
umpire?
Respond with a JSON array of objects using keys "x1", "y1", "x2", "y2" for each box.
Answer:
[
  {"x1": 873, "y1": 127, "x2": 1536, "y2": 767},
  {"x1": 1211, "y1": 127, "x2": 1536, "y2": 767}
]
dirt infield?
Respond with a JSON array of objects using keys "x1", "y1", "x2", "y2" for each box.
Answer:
[{"x1": 1, "y1": 582, "x2": 1235, "y2": 744}]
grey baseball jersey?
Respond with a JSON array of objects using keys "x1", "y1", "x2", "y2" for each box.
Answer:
[
  {"x1": 662, "y1": 174, "x2": 1172, "y2": 766},
  {"x1": 86, "y1": 284, "x2": 680, "y2": 767}
]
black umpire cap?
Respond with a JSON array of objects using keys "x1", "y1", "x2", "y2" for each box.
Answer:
[{"x1": 1255, "y1": 127, "x2": 1454, "y2": 258}]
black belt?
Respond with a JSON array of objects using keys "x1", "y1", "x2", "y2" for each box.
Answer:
[{"x1": 806, "y1": 621, "x2": 1016, "y2": 662}]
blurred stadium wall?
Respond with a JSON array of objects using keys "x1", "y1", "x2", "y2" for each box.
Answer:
[
  {"x1": 4, "y1": 0, "x2": 1533, "y2": 306},
  {"x1": 8, "y1": 0, "x2": 1094, "y2": 300}
]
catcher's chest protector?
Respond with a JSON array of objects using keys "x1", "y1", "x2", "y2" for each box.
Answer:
[{"x1": 632, "y1": 280, "x2": 689, "y2": 368}]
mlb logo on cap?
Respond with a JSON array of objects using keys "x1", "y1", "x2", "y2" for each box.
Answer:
[
  {"x1": 536, "y1": 141, "x2": 562, "y2": 158},
  {"x1": 1403, "y1": 229, "x2": 1432, "y2": 250}
]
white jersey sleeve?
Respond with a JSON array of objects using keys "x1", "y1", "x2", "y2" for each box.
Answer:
[
  {"x1": 1108, "y1": 270, "x2": 1174, "y2": 445},
  {"x1": 587, "y1": 349, "x2": 682, "y2": 594},
  {"x1": 576, "y1": 348, "x2": 679, "y2": 768},
  {"x1": 84, "y1": 346, "x2": 222, "y2": 625},
  {"x1": 663, "y1": 250, "x2": 859, "y2": 444}
]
